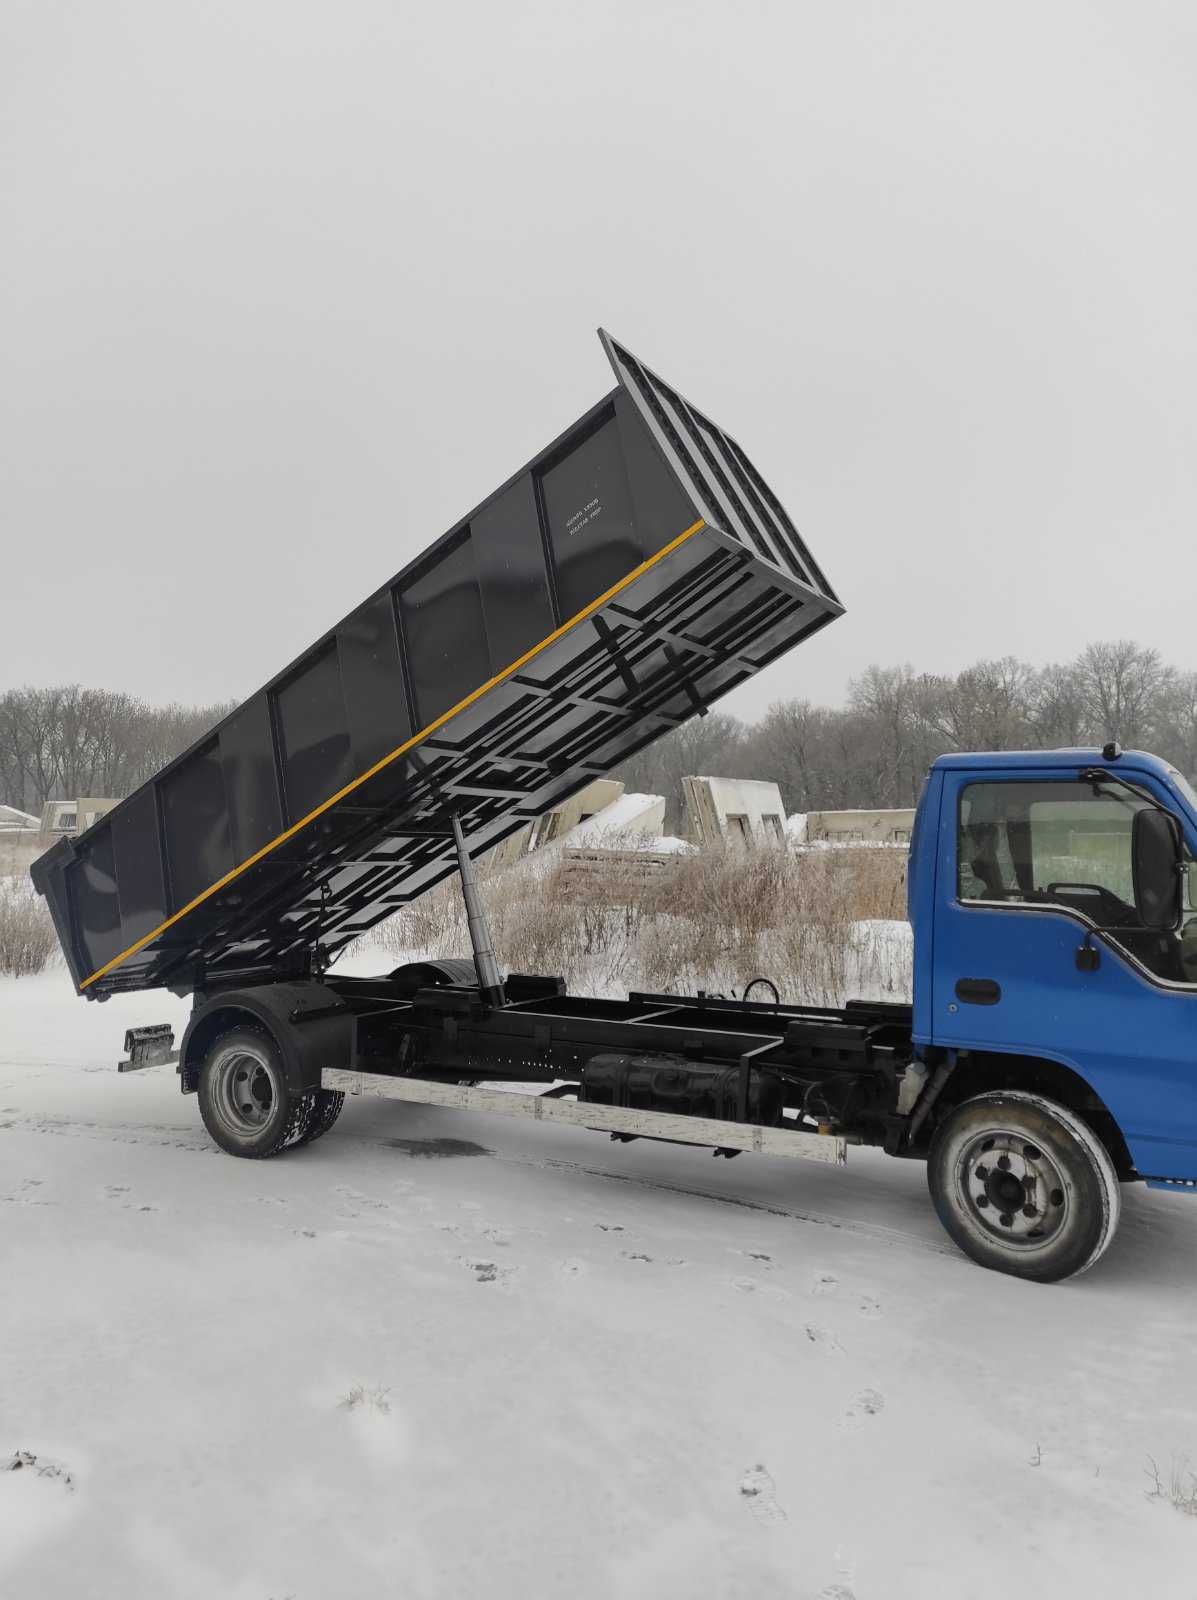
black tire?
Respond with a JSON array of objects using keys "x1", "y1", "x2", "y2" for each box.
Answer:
[
  {"x1": 293, "y1": 1088, "x2": 345, "y2": 1148},
  {"x1": 197, "y1": 1027, "x2": 315, "y2": 1159},
  {"x1": 927, "y1": 1090, "x2": 1120, "y2": 1283}
]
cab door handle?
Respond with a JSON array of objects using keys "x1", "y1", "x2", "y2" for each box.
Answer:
[{"x1": 955, "y1": 977, "x2": 1001, "y2": 1005}]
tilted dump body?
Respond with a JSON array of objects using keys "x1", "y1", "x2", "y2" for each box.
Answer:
[{"x1": 33, "y1": 331, "x2": 841, "y2": 1000}]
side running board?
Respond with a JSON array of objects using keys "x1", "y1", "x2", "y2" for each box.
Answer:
[{"x1": 321, "y1": 1071, "x2": 848, "y2": 1165}]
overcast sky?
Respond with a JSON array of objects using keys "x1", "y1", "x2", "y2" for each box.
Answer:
[{"x1": 3, "y1": 1, "x2": 1195, "y2": 721}]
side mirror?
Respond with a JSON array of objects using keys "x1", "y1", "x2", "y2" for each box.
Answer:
[{"x1": 1132, "y1": 809, "x2": 1184, "y2": 931}]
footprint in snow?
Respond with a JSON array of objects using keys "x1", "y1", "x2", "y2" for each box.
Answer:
[
  {"x1": 480, "y1": 1226, "x2": 515, "y2": 1247},
  {"x1": 595, "y1": 1223, "x2": 624, "y2": 1232},
  {"x1": 811, "y1": 1272, "x2": 838, "y2": 1296},
  {"x1": 334, "y1": 1185, "x2": 391, "y2": 1217},
  {"x1": 98, "y1": 1185, "x2": 155, "y2": 1212},
  {"x1": 732, "y1": 1249, "x2": 774, "y2": 1266},
  {"x1": 858, "y1": 1295, "x2": 882, "y2": 1319},
  {"x1": 841, "y1": 1389, "x2": 885, "y2": 1429},
  {"x1": 5, "y1": 1451, "x2": 74, "y2": 1491},
  {"x1": 739, "y1": 1463, "x2": 786, "y2": 1523},
  {"x1": 462, "y1": 1258, "x2": 515, "y2": 1285},
  {"x1": 803, "y1": 1323, "x2": 844, "y2": 1354},
  {"x1": 559, "y1": 1259, "x2": 585, "y2": 1276},
  {"x1": 732, "y1": 1276, "x2": 789, "y2": 1300},
  {"x1": 4, "y1": 1180, "x2": 54, "y2": 1207}
]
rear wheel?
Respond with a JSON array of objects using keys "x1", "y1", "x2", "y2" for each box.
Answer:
[
  {"x1": 927, "y1": 1090, "x2": 1120, "y2": 1283},
  {"x1": 197, "y1": 1027, "x2": 314, "y2": 1158},
  {"x1": 294, "y1": 1088, "x2": 345, "y2": 1147}
]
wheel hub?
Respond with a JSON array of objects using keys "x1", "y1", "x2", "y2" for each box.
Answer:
[
  {"x1": 213, "y1": 1048, "x2": 275, "y2": 1134},
  {"x1": 960, "y1": 1132, "x2": 1068, "y2": 1246}
]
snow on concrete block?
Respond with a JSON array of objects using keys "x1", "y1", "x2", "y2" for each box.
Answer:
[{"x1": 569, "y1": 792, "x2": 666, "y2": 848}]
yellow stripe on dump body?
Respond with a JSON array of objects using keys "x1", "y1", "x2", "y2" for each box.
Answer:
[{"x1": 80, "y1": 519, "x2": 706, "y2": 990}]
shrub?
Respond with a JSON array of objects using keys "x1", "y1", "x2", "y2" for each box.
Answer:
[
  {"x1": 350, "y1": 840, "x2": 911, "y2": 1007},
  {"x1": 0, "y1": 878, "x2": 56, "y2": 977}
]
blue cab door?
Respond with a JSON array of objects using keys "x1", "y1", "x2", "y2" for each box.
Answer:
[{"x1": 929, "y1": 764, "x2": 1197, "y2": 1183}]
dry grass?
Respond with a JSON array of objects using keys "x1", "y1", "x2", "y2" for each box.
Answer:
[
  {"x1": 0, "y1": 878, "x2": 57, "y2": 977},
  {"x1": 353, "y1": 842, "x2": 910, "y2": 1007},
  {"x1": 1146, "y1": 1455, "x2": 1197, "y2": 1517}
]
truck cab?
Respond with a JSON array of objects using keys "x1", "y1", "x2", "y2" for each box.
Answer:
[{"x1": 910, "y1": 747, "x2": 1197, "y2": 1190}]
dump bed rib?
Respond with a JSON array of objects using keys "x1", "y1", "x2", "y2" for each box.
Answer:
[{"x1": 33, "y1": 331, "x2": 842, "y2": 999}]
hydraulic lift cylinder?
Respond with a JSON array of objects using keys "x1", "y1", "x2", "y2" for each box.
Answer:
[{"x1": 451, "y1": 813, "x2": 506, "y2": 1009}]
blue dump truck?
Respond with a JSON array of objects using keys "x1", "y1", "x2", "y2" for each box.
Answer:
[{"x1": 31, "y1": 333, "x2": 1197, "y2": 1283}]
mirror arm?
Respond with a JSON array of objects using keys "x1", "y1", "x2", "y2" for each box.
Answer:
[{"x1": 1076, "y1": 928, "x2": 1102, "y2": 972}]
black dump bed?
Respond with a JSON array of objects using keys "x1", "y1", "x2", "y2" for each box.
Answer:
[{"x1": 33, "y1": 332, "x2": 842, "y2": 1000}]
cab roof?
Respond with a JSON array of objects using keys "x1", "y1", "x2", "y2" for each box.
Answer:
[{"x1": 931, "y1": 748, "x2": 1177, "y2": 781}]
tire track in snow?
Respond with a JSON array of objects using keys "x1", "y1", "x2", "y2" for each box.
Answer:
[
  {"x1": 0, "y1": 1107, "x2": 959, "y2": 1262},
  {"x1": 522, "y1": 1151, "x2": 959, "y2": 1260}
]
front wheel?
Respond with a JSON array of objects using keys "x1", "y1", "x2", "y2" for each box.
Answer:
[
  {"x1": 927, "y1": 1091, "x2": 1120, "y2": 1283},
  {"x1": 197, "y1": 1027, "x2": 316, "y2": 1158}
]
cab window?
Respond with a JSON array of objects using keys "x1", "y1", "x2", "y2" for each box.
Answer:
[{"x1": 958, "y1": 780, "x2": 1197, "y2": 984}]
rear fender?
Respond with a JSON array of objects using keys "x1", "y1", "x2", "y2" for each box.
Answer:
[{"x1": 179, "y1": 982, "x2": 353, "y2": 1096}]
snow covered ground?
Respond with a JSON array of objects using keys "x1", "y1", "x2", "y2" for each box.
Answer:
[{"x1": 4, "y1": 967, "x2": 1197, "y2": 1598}]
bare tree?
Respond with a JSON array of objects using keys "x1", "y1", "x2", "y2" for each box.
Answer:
[
  {"x1": 4, "y1": 641, "x2": 1192, "y2": 828},
  {"x1": 847, "y1": 665, "x2": 931, "y2": 806},
  {"x1": 0, "y1": 685, "x2": 233, "y2": 814},
  {"x1": 1156, "y1": 671, "x2": 1197, "y2": 779},
  {"x1": 742, "y1": 700, "x2": 825, "y2": 812},
  {"x1": 1075, "y1": 640, "x2": 1172, "y2": 748},
  {"x1": 1028, "y1": 661, "x2": 1090, "y2": 748}
]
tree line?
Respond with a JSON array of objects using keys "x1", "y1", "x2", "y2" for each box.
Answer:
[
  {"x1": 3, "y1": 640, "x2": 1193, "y2": 831},
  {"x1": 612, "y1": 641, "x2": 1197, "y2": 831},
  {"x1": 0, "y1": 687, "x2": 234, "y2": 817}
]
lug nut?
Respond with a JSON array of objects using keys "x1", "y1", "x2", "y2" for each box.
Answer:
[
  {"x1": 1021, "y1": 1204, "x2": 1037, "y2": 1218},
  {"x1": 999, "y1": 1213, "x2": 1013, "y2": 1227},
  {"x1": 997, "y1": 1155, "x2": 1011, "y2": 1172},
  {"x1": 976, "y1": 1195, "x2": 989, "y2": 1208},
  {"x1": 975, "y1": 1164, "x2": 989, "y2": 1180}
]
